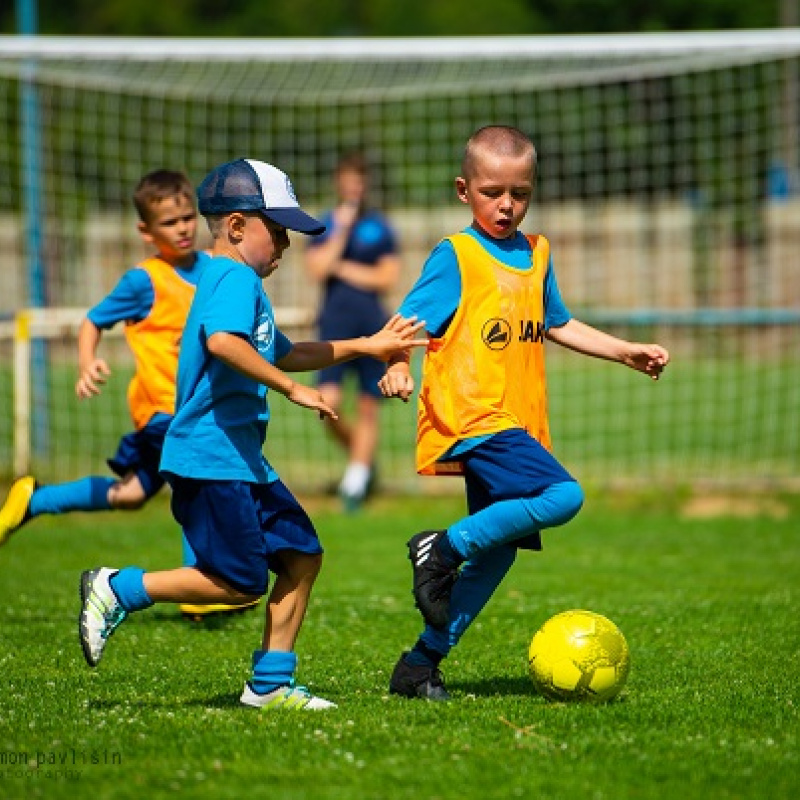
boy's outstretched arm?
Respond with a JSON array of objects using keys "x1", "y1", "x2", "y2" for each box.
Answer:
[
  {"x1": 75, "y1": 318, "x2": 111, "y2": 399},
  {"x1": 207, "y1": 331, "x2": 338, "y2": 420},
  {"x1": 547, "y1": 318, "x2": 669, "y2": 380},
  {"x1": 277, "y1": 314, "x2": 427, "y2": 373}
]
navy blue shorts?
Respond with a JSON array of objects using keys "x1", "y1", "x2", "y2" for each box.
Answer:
[
  {"x1": 107, "y1": 415, "x2": 171, "y2": 498},
  {"x1": 316, "y1": 356, "x2": 386, "y2": 398},
  {"x1": 458, "y1": 428, "x2": 576, "y2": 551},
  {"x1": 317, "y1": 293, "x2": 388, "y2": 397},
  {"x1": 167, "y1": 476, "x2": 323, "y2": 596}
]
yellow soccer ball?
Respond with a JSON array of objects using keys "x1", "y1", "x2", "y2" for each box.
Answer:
[{"x1": 528, "y1": 609, "x2": 631, "y2": 703}]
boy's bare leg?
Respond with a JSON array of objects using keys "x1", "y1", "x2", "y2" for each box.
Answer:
[
  {"x1": 143, "y1": 567, "x2": 260, "y2": 606},
  {"x1": 81, "y1": 566, "x2": 254, "y2": 668},
  {"x1": 319, "y1": 384, "x2": 351, "y2": 450},
  {"x1": 240, "y1": 552, "x2": 334, "y2": 710},
  {"x1": 262, "y1": 552, "x2": 322, "y2": 651},
  {"x1": 350, "y1": 393, "x2": 379, "y2": 468},
  {"x1": 107, "y1": 472, "x2": 148, "y2": 510}
]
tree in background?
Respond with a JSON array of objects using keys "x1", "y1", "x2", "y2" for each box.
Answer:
[{"x1": 0, "y1": 0, "x2": 782, "y2": 36}]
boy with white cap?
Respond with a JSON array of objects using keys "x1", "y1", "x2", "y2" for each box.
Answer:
[{"x1": 77, "y1": 158, "x2": 427, "y2": 710}]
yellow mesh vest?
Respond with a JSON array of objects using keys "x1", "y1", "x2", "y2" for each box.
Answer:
[
  {"x1": 123, "y1": 257, "x2": 196, "y2": 430},
  {"x1": 416, "y1": 233, "x2": 552, "y2": 476}
]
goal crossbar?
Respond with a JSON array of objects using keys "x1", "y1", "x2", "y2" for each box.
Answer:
[{"x1": 3, "y1": 31, "x2": 800, "y2": 61}]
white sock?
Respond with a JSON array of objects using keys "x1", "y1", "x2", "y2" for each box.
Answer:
[{"x1": 339, "y1": 463, "x2": 370, "y2": 497}]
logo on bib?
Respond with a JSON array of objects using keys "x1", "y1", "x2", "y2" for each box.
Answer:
[{"x1": 482, "y1": 318, "x2": 511, "y2": 350}]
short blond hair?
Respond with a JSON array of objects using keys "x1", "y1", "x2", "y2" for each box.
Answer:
[{"x1": 461, "y1": 125, "x2": 537, "y2": 180}]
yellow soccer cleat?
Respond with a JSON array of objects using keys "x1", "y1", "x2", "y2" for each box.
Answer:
[
  {"x1": 0, "y1": 476, "x2": 36, "y2": 547},
  {"x1": 180, "y1": 599, "x2": 261, "y2": 622}
]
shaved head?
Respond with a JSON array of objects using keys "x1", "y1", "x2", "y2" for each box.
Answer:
[{"x1": 461, "y1": 125, "x2": 537, "y2": 181}]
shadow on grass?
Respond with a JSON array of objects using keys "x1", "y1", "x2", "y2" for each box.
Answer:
[
  {"x1": 449, "y1": 675, "x2": 540, "y2": 698},
  {"x1": 90, "y1": 692, "x2": 245, "y2": 711},
  {"x1": 449, "y1": 676, "x2": 630, "y2": 705},
  {"x1": 1, "y1": 606, "x2": 258, "y2": 628}
]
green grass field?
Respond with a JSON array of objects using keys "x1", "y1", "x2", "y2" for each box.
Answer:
[
  {"x1": 0, "y1": 491, "x2": 798, "y2": 800},
  {"x1": 2, "y1": 349, "x2": 799, "y2": 487}
]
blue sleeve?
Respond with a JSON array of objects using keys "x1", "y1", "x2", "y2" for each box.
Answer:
[
  {"x1": 544, "y1": 256, "x2": 572, "y2": 330},
  {"x1": 86, "y1": 269, "x2": 154, "y2": 328},
  {"x1": 397, "y1": 241, "x2": 461, "y2": 337},
  {"x1": 274, "y1": 329, "x2": 292, "y2": 361},
  {"x1": 201, "y1": 269, "x2": 258, "y2": 338}
]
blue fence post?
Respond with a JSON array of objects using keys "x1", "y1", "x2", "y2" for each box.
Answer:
[{"x1": 17, "y1": 0, "x2": 49, "y2": 460}]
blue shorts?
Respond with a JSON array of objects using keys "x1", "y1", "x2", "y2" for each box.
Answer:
[
  {"x1": 107, "y1": 414, "x2": 171, "y2": 498},
  {"x1": 317, "y1": 356, "x2": 386, "y2": 398},
  {"x1": 167, "y1": 476, "x2": 323, "y2": 595},
  {"x1": 457, "y1": 428, "x2": 576, "y2": 551},
  {"x1": 317, "y1": 292, "x2": 388, "y2": 397}
]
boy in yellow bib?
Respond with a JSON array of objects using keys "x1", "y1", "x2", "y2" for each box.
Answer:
[
  {"x1": 380, "y1": 126, "x2": 670, "y2": 700},
  {"x1": 0, "y1": 170, "x2": 251, "y2": 619}
]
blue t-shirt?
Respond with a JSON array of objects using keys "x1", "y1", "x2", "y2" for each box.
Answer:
[
  {"x1": 309, "y1": 208, "x2": 398, "y2": 266},
  {"x1": 86, "y1": 251, "x2": 210, "y2": 328},
  {"x1": 398, "y1": 226, "x2": 572, "y2": 458},
  {"x1": 308, "y1": 208, "x2": 398, "y2": 314},
  {"x1": 398, "y1": 227, "x2": 570, "y2": 337},
  {"x1": 160, "y1": 256, "x2": 292, "y2": 483}
]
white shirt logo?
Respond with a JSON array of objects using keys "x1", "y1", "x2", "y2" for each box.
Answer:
[{"x1": 254, "y1": 314, "x2": 274, "y2": 352}]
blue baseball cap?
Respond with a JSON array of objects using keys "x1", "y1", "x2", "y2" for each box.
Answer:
[{"x1": 197, "y1": 158, "x2": 325, "y2": 235}]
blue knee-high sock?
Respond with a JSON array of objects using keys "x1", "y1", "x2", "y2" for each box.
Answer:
[
  {"x1": 109, "y1": 567, "x2": 153, "y2": 612},
  {"x1": 419, "y1": 483, "x2": 584, "y2": 659},
  {"x1": 446, "y1": 480, "x2": 584, "y2": 559},
  {"x1": 251, "y1": 650, "x2": 297, "y2": 694},
  {"x1": 29, "y1": 477, "x2": 115, "y2": 518},
  {"x1": 420, "y1": 544, "x2": 518, "y2": 657}
]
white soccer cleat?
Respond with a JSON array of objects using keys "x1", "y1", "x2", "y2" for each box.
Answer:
[
  {"x1": 240, "y1": 681, "x2": 337, "y2": 710},
  {"x1": 79, "y1": 567, "x2": 127, "y2": 667}
]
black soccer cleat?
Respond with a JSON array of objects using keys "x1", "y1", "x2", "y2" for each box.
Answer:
[
  {"x1": 407, "y1": 530, "x2": 459, "y2": 630},
  {"x1": 389, "y1": 652, "x2": 450, "y2": 701}
]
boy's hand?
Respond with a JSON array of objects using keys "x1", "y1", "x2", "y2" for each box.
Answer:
[
  {"x1": 285, "y1": 383, "x2": 339, "y2": 420},
  {"x1": 379, "y1": 361, "x2": 415, "y2": 402},
  {"x1": 365, "y1": 314, "x2": 429, "y2": 362},
  {"x1": 624, "y1": 344, "x2": 670, "y2": 380},
  {"x1": 332, "y1": 200, "x2": 359, "y2": 230},
  {"x1": 76, "y1": 358, "x2": 111, "y2": 399}
]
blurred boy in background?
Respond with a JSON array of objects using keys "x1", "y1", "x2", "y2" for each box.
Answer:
[
  {"x1": 305, "y1": 152, "x2": 402, "y2": 511},
  {"x1": 0, "y1": 169, "x2": 250, "y2": 619}
]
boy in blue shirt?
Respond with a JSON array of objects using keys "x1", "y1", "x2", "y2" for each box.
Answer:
[
  {"x1": 305, "y1": 152, "x2": 402, "y2": 510},
  {"x1": 0, "y1": 170, "x2": 203, "y2": 543},
  {"x1": 380, "y1": 126, "x2": 669, "y2": 700},
  {"x1": 78, "y1": 158, "x2": 426, "y2": 710},
  {"x1": 0, "y1": 170, "x2": 248, "y2": 619}
]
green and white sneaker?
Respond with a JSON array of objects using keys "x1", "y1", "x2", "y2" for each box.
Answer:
[
  {"x1": 240, "y1": 681, "x2": 337, "y2": 710},
  {"x1": 79, "y1": 567, "x2": 127, "y2": 667}
]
